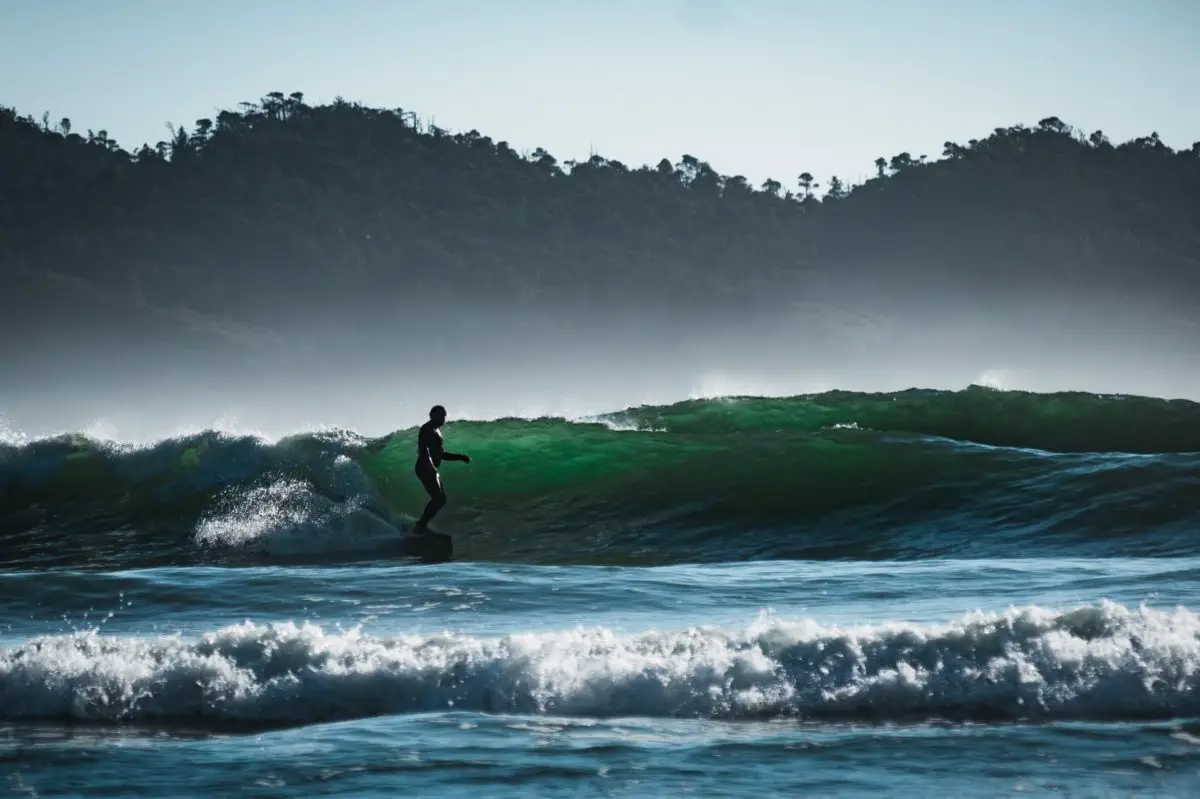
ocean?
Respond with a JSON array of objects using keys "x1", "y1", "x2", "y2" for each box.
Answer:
[{"x1": 2, "y1": 386, "x2": 1199, "y2": 797}]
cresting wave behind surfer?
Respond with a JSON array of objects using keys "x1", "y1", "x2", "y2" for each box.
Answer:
[{"x1": 1, "y1": 388, "x2": 1198, "y2": 569}]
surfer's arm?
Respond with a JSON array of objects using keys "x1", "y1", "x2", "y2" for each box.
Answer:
[{"x1": 441, "y1": 451, "x2": 471, "y2": 463}]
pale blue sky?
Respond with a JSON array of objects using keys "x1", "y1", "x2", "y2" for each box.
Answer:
[{"x1": 2, "y1": 0, "x2": 1197, "y2": 187}]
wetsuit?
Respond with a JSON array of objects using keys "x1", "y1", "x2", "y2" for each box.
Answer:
[{"x1": 413, "y1": 419, "x2": 467, "y2": 533}]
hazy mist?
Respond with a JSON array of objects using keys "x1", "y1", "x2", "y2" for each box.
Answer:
[{"x1": 4, "y1": 287, "x2": 1197, "y2": 444}]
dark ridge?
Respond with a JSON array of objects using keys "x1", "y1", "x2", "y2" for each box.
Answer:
[{"x1": 2, "y1": 94, "x2": 1199, "y2": 362}]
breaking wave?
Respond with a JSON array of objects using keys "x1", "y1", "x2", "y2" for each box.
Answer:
[
  {"x1": 2, "y1": 387, "x2": 1198, "y2": 568},
  {"x1": 2, "y1": 602, "x2": 1197, "y2": 727}
]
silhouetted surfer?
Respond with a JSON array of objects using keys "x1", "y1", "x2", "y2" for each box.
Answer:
[{"x1": 413, "y1": 405, "x2": 471, "y2": 535}]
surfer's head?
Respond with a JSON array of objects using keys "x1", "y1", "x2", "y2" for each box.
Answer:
[{"x1": 429, "y1": 405, "x2": 447, "y2": 426}]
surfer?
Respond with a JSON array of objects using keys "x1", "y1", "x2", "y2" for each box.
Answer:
[{"x1": 412, "y1": 404, "x2": 471, "y2": 535}]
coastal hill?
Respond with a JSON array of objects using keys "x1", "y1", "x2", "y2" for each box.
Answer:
[{"x1": 2, "y1": 91, "x2": 1198, "y2": 359}]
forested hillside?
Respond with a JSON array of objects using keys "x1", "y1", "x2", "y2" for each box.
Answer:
[{"x1": 2, "y1": 91, "x2": 1198, "y2": 340}]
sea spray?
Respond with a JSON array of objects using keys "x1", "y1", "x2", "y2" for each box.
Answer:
[{"x1": 2, "y1": 602, "x2": 1197, "y2": 726}]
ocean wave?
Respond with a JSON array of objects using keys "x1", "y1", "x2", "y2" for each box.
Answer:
[
  {"x1": 2, "y1": 388, "x2": 1198, "y2": 568},
  {"x1": 2, "y1": 602, "x2": 1196, "y2": 726}
]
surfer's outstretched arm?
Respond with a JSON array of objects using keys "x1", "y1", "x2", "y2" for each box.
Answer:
[{"x1": 442, "y1": 451, "x2": 471, "y2": 463}]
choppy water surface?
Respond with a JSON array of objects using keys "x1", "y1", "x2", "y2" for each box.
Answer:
[{"x1": 3, "y1": 388, "x2": 1199, "y2": 796}]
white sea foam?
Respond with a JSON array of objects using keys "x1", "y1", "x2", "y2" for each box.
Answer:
[
  {"x1": 0, "y1": 415, "x2": 28, "y2": 447},
  {"x1": 2, "y1": 602, "x2": 1196, "y2": 725},
  {"x1": 194, "y1": 472, "x2": 399, "y2": 556}
]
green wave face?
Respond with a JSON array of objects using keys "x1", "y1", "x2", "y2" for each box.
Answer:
[
  {"x1": 3, "y1": 388, "x2": 1199, "y2": 568},
  {"x1": 602, "y1": 387, "x2": 1200, "y2": 451},
  {"x1": 353, "y1": 388, "x2": 1200, "y2": 563}
]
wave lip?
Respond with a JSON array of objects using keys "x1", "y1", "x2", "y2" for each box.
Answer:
[
  {"x1": 2, "y1": 602, "x2": 1197, "y2": 727},
  {"x1": 601, "y1": 386, "x2": 1200, "y2": 454}
]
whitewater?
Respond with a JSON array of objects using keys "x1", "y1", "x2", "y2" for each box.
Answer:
[{"x1": 3, "y1": 387, "x2": 1200, "y2": 797}]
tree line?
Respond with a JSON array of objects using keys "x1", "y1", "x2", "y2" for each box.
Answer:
[{"x1": 3, "y1": 91, "x2": 1198, "y2": 333}]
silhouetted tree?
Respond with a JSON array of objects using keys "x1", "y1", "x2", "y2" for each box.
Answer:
[{"x1": 797, "y1": 172, "x2": 818, "y2": 200}]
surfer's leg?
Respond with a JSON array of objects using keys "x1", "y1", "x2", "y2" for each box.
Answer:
[{"x1": 414, "y1": 470, "x2": 446, "y2": 534}]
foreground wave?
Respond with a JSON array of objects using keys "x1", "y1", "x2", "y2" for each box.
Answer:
[
  {"x1": 2, "y1": 602, "x2": 1196, "y2": 727},
  {"x1": 2, "y1": 387, "x2": 1198, "y2": 568}
]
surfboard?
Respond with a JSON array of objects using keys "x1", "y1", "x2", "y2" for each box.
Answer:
[{"x1": 401, "y1": 531, "x2": 454, "y2": 563}]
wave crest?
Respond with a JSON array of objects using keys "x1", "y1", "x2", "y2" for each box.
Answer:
[
  {"x1": 3, "y1": 388, "x2": 1198, "y2": 568},
  {"x1": 2, "y1": 602, "x2": 1196, "y2": 726}
]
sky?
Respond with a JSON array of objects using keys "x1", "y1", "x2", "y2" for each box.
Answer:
[{"x1": 2, "y1": 0, "x2": 1198, "y2": 189}]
